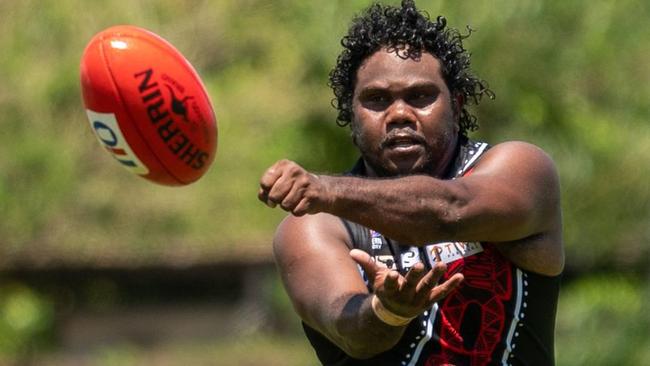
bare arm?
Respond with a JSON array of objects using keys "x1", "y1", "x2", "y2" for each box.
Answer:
[
  {"x1": 259, "y1": 141, "x2": 563, "y2": 276},
  {"x1": 324, "y1": 142, "x2": 560, "y2": 244},
  {"x1": 274, "y1": 213, "x2": 461, "y2": 359}
]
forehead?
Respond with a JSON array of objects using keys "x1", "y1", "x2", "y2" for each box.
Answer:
[{"x1": 355, "y1": 49, "x2": 446, "y2": 90}]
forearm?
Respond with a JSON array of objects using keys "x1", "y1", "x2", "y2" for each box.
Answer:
[
  {"x1": 321, "y1": 293, "x2": 408, "y2": 359},
  {"x1": 261, "y1": 146, "x2": 560, "y2": 246},
  {"x1": 320, "y1": 174, "x2": 460, "y2": 244}
]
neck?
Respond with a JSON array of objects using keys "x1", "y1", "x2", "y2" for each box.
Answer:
[{"x1": 434, "y1": 133, "x2": 462, "y2": 178}]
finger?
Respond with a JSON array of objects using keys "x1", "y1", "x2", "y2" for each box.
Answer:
[
  {"x1": 259, "y1": 162, "x2": 286, "y2": 207},
  {"x1": 266, "y1": 175, "x2": 295, "y2": 209},
  {"x1": 415, "y1": 262, "x2": 447, "y2": 293},
  {"x1": 383, "y1": 270, "x2": 400, "y2": 294},
  {"x1": 279, "y1": 183, "x2": 304, "y2": 212},
  {"x1": 349, "y1": 249, "x2": 378, "y2": 280},
  {"x1": 281, "y1": 174, "x2": 312, "y2": 213},
  {"x1": 427, "y1": 273, "x2": 464, "y2": 303},
  {"x1": 431, "y1": 261, "x2": 449, "y2": 282},
  {"x1": 259, "y1": 162, "x2": 285, "y2": 191},
  {"x1": 292, "y1": 196, "x2": 312, "y2": 216},
  {"x1": 258, "y1": 187, "x2": 277, "y2": 208},
  {"x1": 402, "y1": 262, "x2": 426, "y2": 294},
  {"x1": 415, "y1": 269, "x2": 436, "y2": 294}
]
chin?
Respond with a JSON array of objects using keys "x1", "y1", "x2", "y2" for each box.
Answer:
[
  {"x1": 361, "y1": 146, "x2": 435, "y2": 177},
  {"x1": 394, "y1": 163, "x2": 429, "y2": 176},
  {"x1": 371, "y1": 157, "x2": 433, "y2": 177},
  {"x1": 390, "y1": 153, "x2": 433, "y2": 174}
]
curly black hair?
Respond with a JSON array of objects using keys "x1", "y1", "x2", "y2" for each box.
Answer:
[{"x1": 329, "y1": 0, "x2": 494, "y2": 135}]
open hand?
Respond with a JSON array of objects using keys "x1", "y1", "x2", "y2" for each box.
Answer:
[{"x1": 350, "y1": 248, "x2": 463, "y2": 319}]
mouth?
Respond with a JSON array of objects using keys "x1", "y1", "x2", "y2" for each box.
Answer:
[{"x1": 382, "y1": 133, "x2": 425, "y2": 151}]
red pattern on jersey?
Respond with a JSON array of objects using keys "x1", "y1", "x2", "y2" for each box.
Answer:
[{"x1": 426, "y1": 244, "x2": 513, "y2": 366}]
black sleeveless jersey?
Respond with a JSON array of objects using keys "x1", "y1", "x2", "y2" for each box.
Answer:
[{"x1": 303, "y1": 138, "x2": 561, "y2": 366}]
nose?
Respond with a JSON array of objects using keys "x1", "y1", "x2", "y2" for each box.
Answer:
[{"x1": 385, "y1": 99, "x2": 416, "y2": 130}]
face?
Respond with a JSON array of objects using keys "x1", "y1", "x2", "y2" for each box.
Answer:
[{"x1": 351, "y1": 48, "x2": 460, "y2": 177}]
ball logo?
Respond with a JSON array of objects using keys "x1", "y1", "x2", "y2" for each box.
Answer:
[
  {"x1": 86, "y1": 109, "x2": 149, "y2": 175},
  {"x1": 165, "y1": 84, "x2": 193, "y2": 123},
  {"x1": 135, "y1": 68, "x2": 210, "y2": 170}
]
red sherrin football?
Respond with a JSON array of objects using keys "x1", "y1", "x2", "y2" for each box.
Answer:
[{"x1": 80, "y1": 25, "x2": 217, "y2": 186}]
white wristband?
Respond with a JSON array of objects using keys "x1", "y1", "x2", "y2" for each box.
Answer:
[{"x1": 371, "y1": 295, "x2": 415, "y2": 327}]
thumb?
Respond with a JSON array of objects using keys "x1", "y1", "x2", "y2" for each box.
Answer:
[{"x1": 349, "y1": 249, "x2": 378, "y2": 280}]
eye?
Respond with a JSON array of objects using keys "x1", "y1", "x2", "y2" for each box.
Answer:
[
  {"x1": 360, "y1": 92, "x2": 391, "y2": 111},
  {"x1": 407, "y1": 91, "x2": 437, "y2": 108}
]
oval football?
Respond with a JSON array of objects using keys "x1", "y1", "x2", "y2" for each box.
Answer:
[{"x1": 80, "y1": 25, "x2": 217, "y2": 186}]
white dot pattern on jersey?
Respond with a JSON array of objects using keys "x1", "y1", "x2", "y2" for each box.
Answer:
[{"x1": 505, "y1": 272, "x2": 530, "y2": 365}]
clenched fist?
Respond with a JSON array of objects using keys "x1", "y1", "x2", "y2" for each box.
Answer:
[{"x1": 258, "y1": 160, "x2": 332, "y2": 216}]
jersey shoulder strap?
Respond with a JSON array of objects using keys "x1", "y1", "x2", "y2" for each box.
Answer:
[
  {"x1": 340, "y1": 219, "x2": 371, "y2": 251},
  {"x1": 449, "y1": 137, "x2": 491, "y2": 178}
]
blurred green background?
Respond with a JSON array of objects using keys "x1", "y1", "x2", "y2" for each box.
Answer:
[{"x1": 0, "y1": 0, "x2": 648, "y2": 365}]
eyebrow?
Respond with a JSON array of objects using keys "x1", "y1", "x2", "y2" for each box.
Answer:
[{"x1": 356, "y1": 81, "x2": 440, "y2": 95}]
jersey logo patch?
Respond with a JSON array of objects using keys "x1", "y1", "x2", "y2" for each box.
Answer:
[
  {"x1": 374, "y1": 255, "x2": 397, "y2": 270},
  {"x1": 400, "y1": 246, "x2": 421, "y2": 270},
  {"x1": 370, "y1": 230, "x2": 384, "y2": 250},
  {"x1": 425, "y1": 241, "x2": 483, "y2": 266}
]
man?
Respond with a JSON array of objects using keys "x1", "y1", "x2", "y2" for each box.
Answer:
[{"x1": 258, "y1": 1, "x2": 563, "y2": 365}]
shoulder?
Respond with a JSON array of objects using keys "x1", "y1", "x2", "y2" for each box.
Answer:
[
  {"x1": 473, "y1": 141, "x2": 560, "y2": 189},
  {"x1": 475, "y1": 140, "x2": 561, "y2": 211},
  {"x1": 481, "y1": 141, "x2": 557, "y2": 169}
]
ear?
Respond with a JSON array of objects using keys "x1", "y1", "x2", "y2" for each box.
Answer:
[
  {"x1": 350, "y1": 120, "x2": 360, "y2": 147},
  {"x1": 453, "y1": 94, "x2": 464, "y2": 120},
  {"x1": 452, "y1": 94, "x2": 463, "y2": 136}
]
